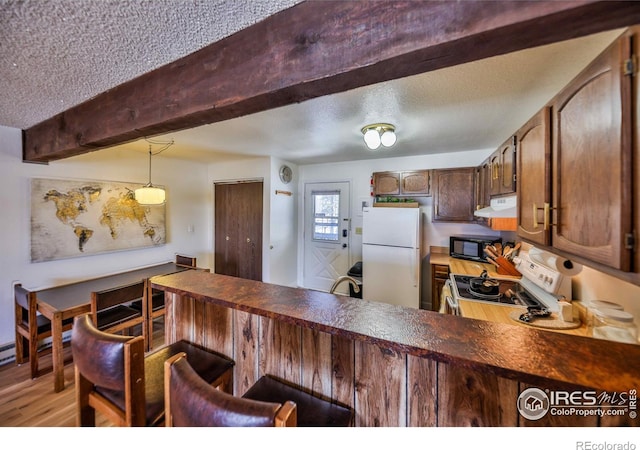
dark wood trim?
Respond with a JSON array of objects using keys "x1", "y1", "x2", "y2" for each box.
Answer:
[{"x1": 23, "y1": 0, "x2": 640, "y2": 162}]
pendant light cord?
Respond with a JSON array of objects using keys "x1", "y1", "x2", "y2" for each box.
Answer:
[
  {"x1": 145, "y1": 137, "x2": 174, "y2": 156},
  {"x1": 143, "y1": 137, "x2": 174, "y2": 186}
]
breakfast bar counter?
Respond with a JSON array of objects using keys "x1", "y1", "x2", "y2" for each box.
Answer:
[{"x1": 150, "y1": 270, "x2": 639, "y2": 427}]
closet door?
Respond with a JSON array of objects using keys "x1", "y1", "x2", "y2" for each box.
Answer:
[{"x1": 214, "y1": 182, "x2": 263, "y2": 281}]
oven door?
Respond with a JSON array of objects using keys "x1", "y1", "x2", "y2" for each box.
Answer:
[{"x1": 440, "y1": 279, "x2": 460, "y2": 315}]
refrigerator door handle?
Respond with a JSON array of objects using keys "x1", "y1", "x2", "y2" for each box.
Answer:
[{"x1": 411, "y1": 249, "x2": 418, "y2": 287}]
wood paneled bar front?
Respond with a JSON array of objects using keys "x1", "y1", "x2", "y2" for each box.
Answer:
[{"x1": 150, "y1": 270, "x2": 639, "y2": 427}]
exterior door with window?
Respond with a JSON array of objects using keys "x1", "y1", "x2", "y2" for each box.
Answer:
[{"x1": 303, "y1": 182, "x2": 350, "y2": 293}]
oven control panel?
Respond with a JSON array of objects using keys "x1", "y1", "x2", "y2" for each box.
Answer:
[{"x1": 513, "y1": 254, "x2": 563, "y2": 294}]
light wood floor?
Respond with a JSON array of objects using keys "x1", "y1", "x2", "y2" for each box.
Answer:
[{"x1": 0, "y1": 323, "x2": 165, "y2": 427}]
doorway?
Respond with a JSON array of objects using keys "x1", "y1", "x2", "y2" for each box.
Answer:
[
  {"x1": 303, "y1": 182, "x2": 351, "y2": 293},
  {"x1": 214, "y1": 181, "x2": 263, "y2": 281}
]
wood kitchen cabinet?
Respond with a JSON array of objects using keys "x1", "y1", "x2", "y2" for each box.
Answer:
[
  {"x1": 488, "y1": 137, "x2": 517, "y2": 197},
  {"x1": 516, "y1": 107, "x2": 551, "y2": 246},
  {"x1": 431, "y1": 264, "x2": 449, "y2": 311},
  {"x1": 474, "y1": 159, "x2": 492, "y2": 226},
  {"x1": 550, "y1": 32, "x2": 633, "y2": 271},
  {"x1": 372, "y1": 170, "x2": 431, "y2": 197},
  {"x1": 432, "y1": 167, "x2": 476, "y2": 222}
]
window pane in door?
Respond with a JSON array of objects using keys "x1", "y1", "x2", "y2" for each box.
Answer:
[{"x1": 312, "y1": 191, "x2": 340, "y2": 241}]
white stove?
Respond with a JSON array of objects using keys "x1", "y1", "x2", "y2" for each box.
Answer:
[{"x1": 446, "y1": 251, "x2": 572, "y2": 314}]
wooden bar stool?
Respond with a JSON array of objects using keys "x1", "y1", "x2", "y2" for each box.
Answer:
[
  {"x1": 164, "y1": 353, "x2": 353, "y2": 427},
  {"x1": 72, "y1": 314, "x2": 234, "y2": 426}
]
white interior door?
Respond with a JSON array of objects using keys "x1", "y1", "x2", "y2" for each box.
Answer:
[{"x1": 303, "y1": 182, "x2": 351, "y2": 293}]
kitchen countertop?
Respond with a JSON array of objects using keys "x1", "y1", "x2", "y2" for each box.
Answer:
[
  {"x1": 429, "y1": 248, "x2": 521, "y2": 279},
  {"x1": 430, "y1": 249, "x2": 590, "y2": 336},
  {"x1": 458, "y1": 300, "x2": 589, "y2": 337},
  {"x1": 151, "y1": 269, "x2": 639, "y2": 392}
]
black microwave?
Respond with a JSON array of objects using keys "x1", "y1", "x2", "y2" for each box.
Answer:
[{"x1": 449, "y1": 235, "x2": 502, "y2": 262}]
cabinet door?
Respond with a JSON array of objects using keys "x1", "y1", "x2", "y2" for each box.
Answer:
[
  {"x1": 373, "y1": 172, "x2": 400, "y2": 196},
  {"x1": 499, "y1": 137, "x2": 516, "y2": 194},
  {"x1": 488, "y1": 151, "x2": 501, "y2": 197},
  {"x1": 551, "y1": 34, "x2": 633, "y2": 271},
  {"x1": 431, "y1": 264, "x2": 449, "y2": 312},
  {"x1": 474, "y1": 163, "x2": 490, "y2": 226},
  {"x1": 401, "y1": 170, "x2": 430, "y2": 196},
  {"x1": 516, "y1": 107, "x2": 551, "y2": 245},
  {"x1": 432, "y1": 167, "x2": 476, "y2": 222}
]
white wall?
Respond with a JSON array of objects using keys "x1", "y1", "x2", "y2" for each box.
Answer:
[
  {"x1": 0, "y1": 125, "x2": 210, "y2": 348},
  {"x1": 573, "y1": 266, "x2": 640, "y2": 328},
  {"x1": 269, "y1": 158, "x2": 298, "y2": 287}
]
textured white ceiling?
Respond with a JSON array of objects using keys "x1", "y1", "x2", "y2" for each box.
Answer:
[
  {"x1": 0, "y1": 0, "x2": 301, "y2": 128},
  {"x1": 0, "y1": 1, "x2": 627, "y2": 164}
]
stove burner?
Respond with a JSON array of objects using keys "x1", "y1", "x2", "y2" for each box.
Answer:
[
  {"x1": 465, "y1": 288, "x2": 501, "y2": 301},
  {"x1": 451, "y1": 273, "x2": 545, "y2": 309},
  {"x1": 468, "y1": 270, "x2": 501, "y2": 298}
]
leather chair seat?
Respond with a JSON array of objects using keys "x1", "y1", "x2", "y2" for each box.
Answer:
[
  {"x1": 96, "y1": 340, "x2": 234, "y2": 426},
  {"x1": 242, "y1": 375, "x2": 353, "y2": 427}
]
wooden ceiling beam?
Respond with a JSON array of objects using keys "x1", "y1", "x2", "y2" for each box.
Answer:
[{"x1": 23, "y1": 0, "x2": 640, "y2": 162}]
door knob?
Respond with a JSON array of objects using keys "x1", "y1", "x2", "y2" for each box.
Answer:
[
  {"x1": 246, "y1": 238, "x2": 251, "y2": 243},
  {"x1": 225, "y1": 236, "x2": 229, "y2": 241},
  {"x1": 342, "y1": 243, "x2": 347, "y2": 248}
]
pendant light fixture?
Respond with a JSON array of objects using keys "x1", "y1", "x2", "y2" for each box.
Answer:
[
  {"x1": 361, "y1": 123, "x2": 397, "y2": 150},
  {"x1": 134, "y1": 138, "x2": 174, "y2": 205}
]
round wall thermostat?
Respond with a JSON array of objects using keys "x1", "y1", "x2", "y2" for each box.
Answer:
[{"x1": 279, "y1": 165, "x2": 292, "y2": 184}]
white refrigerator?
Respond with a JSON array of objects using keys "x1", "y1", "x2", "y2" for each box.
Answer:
[{"x1": 362, "y1": 207, "x2": 421, "y2": 309}]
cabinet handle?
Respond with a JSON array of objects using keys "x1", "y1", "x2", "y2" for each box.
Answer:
[
  {"x1": 246, "y1": 238, "x2": 251, "y2": 243},
  {"x1": 543, "y1": 202, "x2": 551, "y2": 231},
  {"x1": 533, "y1": 202, "x2": 554, "y2": 231},
  {"x1": 226, "y1": 236, "x2": 230, "y2": 241}
]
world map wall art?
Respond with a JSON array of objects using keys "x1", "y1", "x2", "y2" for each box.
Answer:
[{"x1": 30, "y1": 178, "x2": 166, "y2": 262}]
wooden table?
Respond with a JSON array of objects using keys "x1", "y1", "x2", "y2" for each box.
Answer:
[{"x1": 34, "y1": 262, "x2": 189, "y2": 392}]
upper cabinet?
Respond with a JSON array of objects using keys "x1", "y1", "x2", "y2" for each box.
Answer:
[
  {"x1": 476, "y1": 159, "x2": 491, "y2": 211},
  {"x1": 488, "y1": 136, "x2": 517, "y2": 197},
  {"x1": 516, "y1": 107, "x2": 551, "y2": 246},
  {"x1": 516, "y1": 30, "x2": 635, "y2": 273},
  {"x1": 474, "y1": 161, "x2": 491, "y2": 227},
  {"x1": 372, "y1": 171, "x2": 401, "y2": 195},
  {"x1": 372, "y1": 170, "x2": 431, "y2": 197},
  {"x1": 432, "y1": 167, "x2": 476, "y2": 222},
  {"x1": 550, "y1": 32, "x2": 634, "y2": 271}
]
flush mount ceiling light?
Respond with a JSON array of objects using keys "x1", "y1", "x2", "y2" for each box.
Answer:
[
  {"x1": 361, "y1": 123, "x2": 397, "y2": 150},
  {"x1": 134, "y1": 138, "x2": 174, "y2": 205}
]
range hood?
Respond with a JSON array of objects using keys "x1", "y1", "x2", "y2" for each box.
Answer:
[{"x1": 474, "y1": 195, "x2": 517, "y2": 218}]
